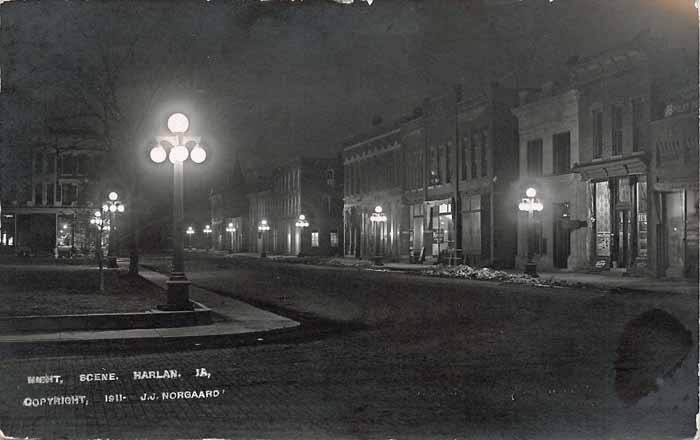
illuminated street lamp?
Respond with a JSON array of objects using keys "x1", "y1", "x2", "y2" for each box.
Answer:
[
  {"x1": 295, "y1": 214, "x2": 309, "y2": 256},
  {"x1": 102, "y1": 192, "x2": 125, "y2": 268},
  {"x1": 149, "y1": 112, "x2": 206, "y2": 310},
  {"x1": 225, "y1": 222, "x2": 236, "y2": 252},
  {"x1": 370, "y1": 205, "x2": 387, "y2": 264},
  {"x1": 90, "y1": 211, "x2": 106, "y2": 292},
  {"x1": 203, "y1": 224, "x2": 213, "y2": 250},
  {"x1": 186, "y1": 226, "x2": 195, "y2": 249},
  {"x1": 258, "y1": 219, "x2": 270, "y2": 258},
  {"x1": 518, "y1": 187, "x2": 544, "y2": 277}
]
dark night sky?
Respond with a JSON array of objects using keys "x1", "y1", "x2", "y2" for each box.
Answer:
[{"x1": 1, "y1": 0, "x2": 697, "y2": 228}]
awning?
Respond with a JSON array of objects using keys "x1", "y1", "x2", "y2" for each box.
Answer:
[{"x1": 572, "y1": 152, "x2": 649, "y2": 181}]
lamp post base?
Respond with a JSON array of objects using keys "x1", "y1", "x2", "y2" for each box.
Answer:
[
  {"x1": 525, "y1": 262, "x2": 539, "y2": 278},
  {"x1": 158, "y1": 274, "x2": 194, "y2": 311}
]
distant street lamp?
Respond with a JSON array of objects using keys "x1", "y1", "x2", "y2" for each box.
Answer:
[
  {"x1": 186, "y1": 226, "x2": 195, "y2": 249},
  {"x1": 370, "y1": 205, "x2": 387, "y2": 265},
  {"x1": 295, "y1": 214, "x2": 309, "y2": 256},
  {"x1": 518, "y1": 187, "x2": 544, "y2": 277},
  {"x1": 149, "y1": 112, "x2": 206, "y2": 310},
  {"x1": 203, "y1": 224, "x2": 213, "y2": 250},
  {"x1": 258, "y1": 219, "x2": 270, "y2": 258},
  {"x1": 102, "y1": 192, "x2": 125, "y2": 268},
  {"x1": 226, "y1": 222, "x2": 236, "y2": 252},
  {"x1": 90, "y1": 211, "x2": 106, "y2": 292}
]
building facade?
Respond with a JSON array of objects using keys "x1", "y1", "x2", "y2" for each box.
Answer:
[
  {"x1": 0, "y1": 133, "x2": 104, "y2": 256},
  {"x1": 648, "y1": 81, "x2": 699, "y2": 278},
  {"x1": 571, "y1": 48, "x2": 653, "y2": 274},
  {"x1": 343, "y1": 84, "x2": 520, "y2": 266},
  {"x1": 343, "y1": 126, "x2": 403, "y2": 259},
  {"x1": 209, "y1": 155, "x2": 249, "y2": 252},
  {"x1": 246, "y1": 157, "x2": 343, "y2": 257},
  {"x1": 512, "y1": 86, "x2": 589, "y2": 271}
]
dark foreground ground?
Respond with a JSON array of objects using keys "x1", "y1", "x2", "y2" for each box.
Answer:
[{"x1": 0, "y1": 254, "x2": 697, "y2": 440}]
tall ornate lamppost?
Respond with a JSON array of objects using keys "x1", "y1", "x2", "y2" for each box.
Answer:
[
  {"x1": 226, "y1": 222, "x2": 236, "y2": 252},
  {"x1": 370, "y1": 205, "x2": 387, "y2": 264},
  {"x1": 258, "y1": 219, "x2": 270, "y2": 257},
  {"x1": 90, "y1": 210, "x2": 106, "y2": 292},
  {"x1": 518, "y1": 187, "x2": 544, "y2": 277},
  {"x1": 186, "y1": 226, "x2": 195, "y2": 250},
  {"x1": 149, "y1": 112, "x2": 207, "y2": 310},
  {"x1": 203, "y1": 224, "x2": 213, "y2": 250},
  {"x1": 295, "y1": 214, "x2": 309, "y2": 256},
  {"x1": 102, "y1": 191, "x2": 125, "y2": 268}
]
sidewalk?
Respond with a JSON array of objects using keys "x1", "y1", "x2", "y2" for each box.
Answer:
[{"x1": 0, "y1": 263, "x2": 299, "y2": 345}]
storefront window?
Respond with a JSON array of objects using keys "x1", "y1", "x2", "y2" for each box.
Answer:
[
  {"x1": 595, "y1": 181, "x2": 611, "y2": 256},
  {"x1": 636, "y1": 178, "x2": 648, "y2": 258}
]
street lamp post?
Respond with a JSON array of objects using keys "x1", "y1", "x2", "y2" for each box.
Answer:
[
  {"x1": 203, "y1": 224, "x2": 212, "y2": 250},
  {"x1": 149, "y1": 112, "x2": 207, "y2": 310},
  {"x1": 369, "y1": 205, "x2": 387, "y2": 265},
  {"x1": 518, "y1": 187, "x2": 544, "y2": 277},
  {"x1": 186, "y1": 226, "x2": 195, "y2": 249},
  {"x1": 258, "y1": 219, "x2": 270, "y2": 258},
  {"x1": 90, "y1": 211, "x2": 106, "y2": 292},
  {"x1": 226, "y1": 222, "x2": 236, "y2": 252},
  {"x1": 295, "y1": 214, "x2": 309, "y2": 256},
  {"x1": 103, "y1": 191, "x2": 125, "y2": 268}
]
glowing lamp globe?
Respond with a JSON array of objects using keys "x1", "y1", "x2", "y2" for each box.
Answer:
[
  {"x1": 109, "y1": 191, "x2": 118, "y2": 201},
  {"x1": 299, "y1": 214, "x2": 306, "y2": 220},
  {"x1": 150, "y1": 145, "x2": 167, "y2": 163},
  {"x1": 374, "y1": 205, "x2": 383, "y2": 214},
  {"x1": 190, "y1": 145, "x2": 206, "y2": 164},
  {"x1": 526, "y1": 188, "x2": 537, "y2": 198},
  {"x1": 169, "y1": 145, "x2": 189, "y2": 164},
  {"x1": 167, "y1": 113, "x2": 189, "y2": 134},
  {"x1": 109, "y1": 204, "x2": 117, "y2": 213},
  {"x1": 102, "y1": 204, "x2": 109, "y2": 212},
  {"x1": 117, "y1": 204, "x2": 125, "y2": 213}
]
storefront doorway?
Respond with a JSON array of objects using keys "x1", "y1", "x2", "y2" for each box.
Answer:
[
  {"x1": 593, "y1": 176, "x2": 647, "y2": 270},
  {"x1": 553, "y1": 203, "x2": 571, "y2": 269}
]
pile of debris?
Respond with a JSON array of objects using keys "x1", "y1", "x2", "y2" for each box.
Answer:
[{"x1": 420, "y1": 264, "x2": 594, "y2": 289}]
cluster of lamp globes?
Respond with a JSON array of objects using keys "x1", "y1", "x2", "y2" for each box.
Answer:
[
  {"x1": 518, "y1": 187, "x2": 544, "y2": 212},
  {"x1": 226, "y1": 223, "x2": 237, "y2": 233},
  {"x1": 102, "y1": 191, "x2": 125, "y2": 214},
  {"x1": 295, "y1": 214, "x2": 309, "y2": 228},
  {"x1": 149, "y1": 113, "x2": 207, "y2": 165},
  {"x1": 370, "y1": 205, "x2": 387, "y2": 223},
  {"x1": 258, "y1": 219, "x2": 271, "y2": 232}
]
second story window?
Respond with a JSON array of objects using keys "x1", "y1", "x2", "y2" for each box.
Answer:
[
  {"x1": 592, "y1": 109, "x2": 603, "y2": 158},
  {"x1": 527, "y1": 139, "x2": 543, "y2": 177},
  {"x1": 61, "y1": 155, "x2": 75, "y2": 176},
  {"x1": 632, "y1": 99, "x2": 643, "y2": 152},
  {"x1": 326, "y1": 169, "x2": 335, "y2": 187},
  {"x1": 612, "y1": 105, "x2": 623, "y2": 155},
  {"x1": 480, "y1": 130, "x2": 488, "y2": 177},
  {"x1": 470, "y1": 131, "x2": 478, "y2": 179},
  {"x1": 34, "y1": 183, "x2": 43, "y2": 205},
  {"x1": 34, "y1": 152, "x2": 44, "y2": 175},
  {"x1": 553, "y1": 132, "x2": 571, "y2": 175},
  {"x1": 461, "y1": 136, "x2": 469, "y2": 181}
]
